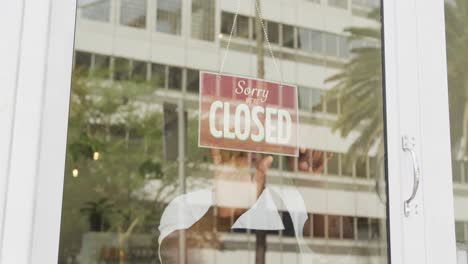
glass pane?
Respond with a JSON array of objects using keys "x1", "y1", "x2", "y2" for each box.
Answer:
[
  {"x1": 370, "y1": 218, "x2": 381, "y2": 240},
  {"x1": 130, "y1": 60, "x2": 147, "y2": 82},
  {"x1": 236, "y1": 15, "x2": 250, "y2": 39},
  {"x1": 324, "y1": 33, "x2": 338, "y2": 57},
  {"x1": 120, "y1": 0, "x2": 146, "y2": 28},
  {"x1": 282, "y1": 24, "x2": 295, "y2": 48},
  {"x1": 342, "y1": 216, "x2": 355, "y2": 239},
  {"x1": 357, "y1": 217, "x2": 370, "y2": 240},
  {"x1": 186, "y1": 69, "x2": 200, "y2": 93},
  {"x1": 463, "y1": 162, "x2": 468, "y2": 184},
  {"x1": 78, "y1": 0, "x2": 110, "y2": 22},
  {"x1": 298, "y1": 28, "x2": 313, "y2": 52},
  {"x1": 298, "y1": 86, "x2": 312, "y2": 110},
  {"x1": 341, "y1": 153, "x2": 354, "y2": 177},
  {"x1": 151, "y1": 63, "x2": 166, "y2": 89},
  {"x1": 156, "y1": 0, "x2": 182, "y2": 35},
  {"x1": 93, "y1": 54, "x2": 110, "y2": 79},
  {"x1": 298, "y1": 29, "x2": 324, "y2": 54},
  {"x1": 60, "y1": 2, "x2": 388, "y2": 263},
  {"x1": 326, "y1": 152, "x2": 340, "y2": 176},
  {"x1": 113, "y1": 57, "x2": 130, "y2": 81},
  {"x1": 338, "y1": 36, "x2": 350, "y2": 58},
  {"x1": 445, "y1": 1, "x2": 468, "y2": 261},
  {"x1": 452, "y1": 160, "x2": 462, "y2": 183},
  {"x1": 355, "y1": 156, "x2": 367, "y2": 179},
  {"x1": 313, "y1": 214, "x2": 326, "y2": 238},
  {"x1": 221, "y1": 12, "x2": 235, "y2": 35},
  {"x1": 311, "y1": 88, "x2": 324, "y2": 113},
  {"x1": 310, "y1": 31, "x2": 324, "y2": 53},
  {"x1": 456, "y1": 222, "x2": 465, "y2": 243},
  {"x1": 326, "y1": 96, "x2": 339, "y2": 114},
  {"x1": 74, "y1": 51, "x2": 91, "y2": 74},
  {"x1": 266, "y1": 21, "x2": 280, "y2": 44},
  {"x1": 191, "y1": 0, "x2": 215, "y2": 41},
  {"x1": 328, "y1": 215, "x2": 341, "y2": 239},
  {"x1": 167, "y1": 66, "x2": 182, "y2": 90}
]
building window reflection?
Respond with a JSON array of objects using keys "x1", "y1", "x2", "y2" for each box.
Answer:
[
  {"x1": 369, "y1": 156, "x2": 378, "y2": 179},
  {"x1": 266, "y1": 21, "x2": 280, "y2": 44},
  {"x1": 357, "y1": 217, "x2": 370, "y2": 240},
  {"x1": 298, "y1": 87, "x2": 328, "y2": 113},
  {"x1": 79, "y1": 0, "x2": 111, "y2": 22},
  {"x1": 221, "y1": 12, "x2": 235, "y2": 36},
  {"x1": 355, "y1": 156, "x2": 368, "y2": 179},
  {"x1": 342, "y1": 216, "x2": 355, "y2": 239},
  {"x1": 311, "y1": 89, "x2": 324, "y2": 113},
  {"x1": 167, "y1": 66, "x2": 182, "y2": 90},
  {"x1": 456, "y1": 222, "x2": 466, "y2": 243},
  {"x1": 282, "y1": 24, "x2": 295, "y2": 48},
  {"x1": 370, "y1": 218, "x2": 381, "y2": 240},
  {"x1": 186, "y1": 69, "x2": 200, "y2": 93},
  {"x1": 156, "y1": 0, "x2": 182, "y2": 35},
  {"x1": 328, "y1": 215, "x2": 341, "y2": 239},
  {"x1": 130, "y1": 60, "x2": 148, "y2": 82},
  {"x1": 298, "y1": 28, "x2": 323, "y2": 53},
  {"x1": 338, "y1": 36, "x2": 350, "y2": 58},
  {"x1": 74, "y1": 51, "x2": 92, "y2": 74},
  {"x1": 237, "y1": 15, "x2": 250, "y2": 39},
  {"x1": 313, "y1": 214, "x2": 326, "y2": 238},
  {"x1": 341, "y1": 153, "x2": 354, "y2": 176},
  {"x1": 113, "y1": 57, "x2": 130, "y2": 81},
  {"x1": 191, "y1": 0, "x2": 215, "y2": 41},
  {"x1": 120, "y1": 0, "x2": 146, "y2": 28},
  {"x1": 151, "y1": 63, "x2": 166, "y2": 89},
  {"x1": 92, "y1": 54, "x2": 110, "y2": 79},
  {"x1": 325, "y1": 33, "x2": 339, "y2": 57},
  {"x1": 326, "y1": 96, "x2": 339, "y2": 114},
  {"x1": 326, "y1": 152, "x2": 340, "y2": 176}
]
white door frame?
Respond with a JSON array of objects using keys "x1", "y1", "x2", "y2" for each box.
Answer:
[
  {"x1": 0, "y1": 0, "x2": 76, "y2": 263},
  {"x1": 412, "y1": 0, "x2": 457, "y2": 262},
  {"x1": 383, "y1": 0, "x2": 456, "y2": 263},
  {"x1": 0, "y1": 0, "x2": 457, "y2": 263},
  {"x1": 0, "y1": 0, "x2": 27, "y2": 259}
]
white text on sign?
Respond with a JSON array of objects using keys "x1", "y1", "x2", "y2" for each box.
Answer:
[{"x1": 208, "y1": 101, "x2": 292, "y2": 145}]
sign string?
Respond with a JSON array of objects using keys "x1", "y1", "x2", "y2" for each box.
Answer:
[{"x1": 218, "y1": 0, "x2": 284, "y2": 86}]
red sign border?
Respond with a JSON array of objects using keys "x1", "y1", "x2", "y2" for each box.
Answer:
[{"x1": 197, "y1": 71, "x2": 299, "y2": 157}]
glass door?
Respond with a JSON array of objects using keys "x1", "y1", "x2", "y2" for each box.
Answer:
[
  {"x1": 58, "y1": 0, "x2": 390, "y2": 263},
  {"x1": 3, "y1": 0, "x2": 457, "y2": 263}
]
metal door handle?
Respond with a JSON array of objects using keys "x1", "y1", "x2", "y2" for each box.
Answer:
[{"x1": 402, "y1": 136, "x2": 420, "y2": 217}]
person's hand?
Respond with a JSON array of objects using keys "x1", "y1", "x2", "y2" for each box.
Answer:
[
  {"x1": 210, "y1": 149, "x2": 273, "y2": 218},
  {"x1": 288, "y1": 147, "x2": 331, "y2": 173},
  {"x1": 210, "y1": 147, "x2": 331, "y2": 218}
]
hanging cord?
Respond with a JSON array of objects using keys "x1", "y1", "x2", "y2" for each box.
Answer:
[
  {"x1": 219, "y1": 0, "x2": 283, "y2": 85},
  {"x1": 218, "y1": 0, "x2": 241, "y2": 76},
  {"x1": 253, "y1": 0, "x2": 283, "y2": 85}
]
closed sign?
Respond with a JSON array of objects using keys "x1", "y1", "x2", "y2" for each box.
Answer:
[{"x1": 198, "y1": 72, "x2": 299, "y2": 157}]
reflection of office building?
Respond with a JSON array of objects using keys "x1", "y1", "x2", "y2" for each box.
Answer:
[{"x1": 64, "y1": 0, "x2": 387, "y2": 263}]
